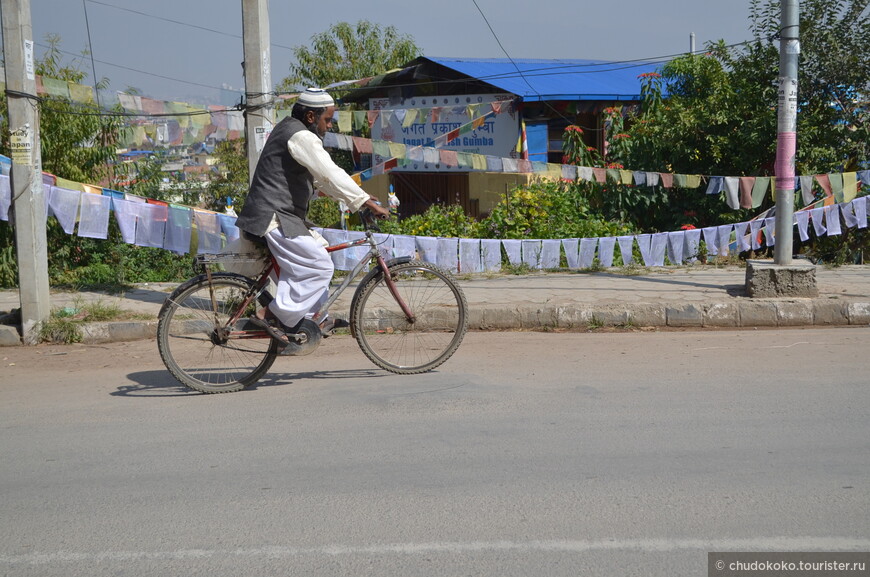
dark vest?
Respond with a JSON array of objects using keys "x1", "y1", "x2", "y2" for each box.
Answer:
[{"x1": 235, "y1": 116, "x2": 314, "y2": 238}]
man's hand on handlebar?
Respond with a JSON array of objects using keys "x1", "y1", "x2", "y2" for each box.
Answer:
[{"x1": 363, "y1": 198, "x2": 391, "y2": 220}]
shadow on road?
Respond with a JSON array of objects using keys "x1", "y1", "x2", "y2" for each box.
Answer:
[{"x1": 113, "y1": 368, "x2": 382, "y2": 397}]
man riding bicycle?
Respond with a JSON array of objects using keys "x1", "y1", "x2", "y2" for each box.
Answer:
[{"x1": 235, "y1": 87, "x2": 389, "y2": 345}]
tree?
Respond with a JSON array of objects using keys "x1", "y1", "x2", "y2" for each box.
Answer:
[
  {"x1": 276, "y1": 21, "x2": 420, "y2": 92},
  {"x1": 0, "y1": 35, "x2": 125, "y2": 183},
  {"x1": 581, "y1": 0, "x2": 870, "y2": 231}
]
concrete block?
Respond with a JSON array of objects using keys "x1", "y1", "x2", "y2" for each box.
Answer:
[
  {"x1": 703, "y1": 303, "x2": 739, "y2": 327},
  {"x1": 775, "y1": 301, "x2": 814, "y2": 326},
  {"x1": 745, "y1": 259, "x2": 818, "y2": 298},
  {"x1": 589, "y1": 307, "x2": 629, "y2": 326},
  {"x1": 739, "y1": 301, "x2": 778, "y2": 326},
  {"x1": 666, "y1": 304, "x2": 703, "y2": 327},
  {"x1": 80, "y1": 323, "x2": 110, "y2": 343},
  {"x1": 108, "y1": 321, "x2": 158, "y2": 342},
  {"x1": 813, "y1": 300, "x2": 848, "y2": 325},
  {"x1": 0, "y1": 324, "x2": 21, "y2": 346},
  {"x1": 847, "y1": 302, "x2": 870, "y2": 325},
  {"x1": 626, "y1": 305, "x2": 667, "y2": 327}
]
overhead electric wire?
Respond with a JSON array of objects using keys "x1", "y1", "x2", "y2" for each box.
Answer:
[
  {"x1": 35, "y1": 42, "x2": 233, "y2": 93},
  {"x1": 85, "y1": 0, "x2": 295, "y2": 51}
]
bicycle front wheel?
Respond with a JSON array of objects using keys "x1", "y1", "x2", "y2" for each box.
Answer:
[
  {"x1": 351, "y1": 260, "x2": 468, "y2": 374},
  {"x1": 157, "y1": 274, "x2": 278, "y2": 393}
]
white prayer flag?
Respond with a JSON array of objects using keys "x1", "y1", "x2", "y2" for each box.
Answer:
[
  {"x1": 0, "y1": 175, "x2": 10, "y2": 221},
  {"x1": 195, "y1": 210, "x2": 222, "y2": 254},
  {"x1": 617, "y1": 236, "x2": 635, "y2": 266},
  {"x1": 763, "y1": 217, "x2": 775, "y2": 246},
  {"x1": 415, "y1": 236, "x2": 439, "y2": 264},
  {"x1": 734, "y1": 222, "x2": 751, "y2": 253},
  {"x1": 824, "y1": 205, "x2": 842, "y2": 236},
  {"x1": 667, "y1": 231, "x2": 685, "y2": 265},
  {"x1": 372, "y1": 233, "x2": 393, "y2": 260},
  {"x1": 650, "y1": 232, "x2": 668, "y2": 266},
  {"x1": 541, "y1": 239, "x2": 561, "y2": 269},
  {"x1": 437, "y1": 237, "x2": 459, "y2": 273},
  {"x1": 636, "y1": 234, "x2": 653, "y2": 265},
  {"x1": 840, "y1": 201, "x2": 858, "y2": 228},
  {"x1": 598, "y1": 237, "x2": 616, "y2": 267},
  {"x1": 219, "y1": 214, "x2": 240, "y2": 243},
  {"x1": 321, "y1": 228, "x2": 348, "y2": 270},
  {"x1": 164, "y1": 205, "x2": 192, "y2": 255},
  {"x1": 135, "y1": 203, "x2": 166, "y2": 248},
  {"x1": 579, "y1": 238, "x2": 597, "y2": 269},
  {"x1": 810, "y1": 207, "x2": 826, "y2": 237},
  {"x1": 724, "y1": 177, "x2": 740, "y2": 210},
  {"x1": 521, "y1": 239, "x2": 543, "y2": 269},
  {"x1": 112, "y1": 198, "x2": 138, "y2": 244},
  {"x1": 750, "y1": 220, "x2": 763, "y2": 250},
  {"x1": 683, "y1": 228, "x2": 702, "y2": 262},
  {"x1": 48, "y1": 186, "x2": 81, "y2": 234},
  {"x1": 392, "y1": 235, "x2": 417, "y2": 259},
  {"x1": 853, "y1": 196, "x2": 867, "y2": 229},
  {"x1": 481, "y1": 239, "x2": 502, "y2": 272},
  {"x1": 502, "y1": 239, "x2": 522, "y2": 266},
  {"x1": 795, "y1": 211, "x2": 810, "y2": 241},
  {"x1": 562, "y1": 238, "x2": 580, "y2": 269},
  {"x1": 702, "y1": 226, "x2": 718, "y2": 256},
  {"x1": 346, "y1": 231, "x2": 369, "y2": 270},
  {"x1": 800, "y1": 175, "x2": 815, "y2": 206},
  {"x1": 459, "y1": 238, "x2": 482, "y2": 273},
  {"x1": 77, "y1": 193, "x2": 112, "y2": 239},
  {"x1": 716, "y1": 224, "x2": 733, "y2": 256}
]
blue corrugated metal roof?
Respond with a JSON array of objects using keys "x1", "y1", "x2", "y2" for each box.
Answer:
[{"x1": 425, "y1": 57, "x2": 667, "y2": 102}]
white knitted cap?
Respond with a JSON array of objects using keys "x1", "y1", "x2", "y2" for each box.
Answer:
[{"x1": 296, "y1": 87, "x2": 335, "y2": 108}]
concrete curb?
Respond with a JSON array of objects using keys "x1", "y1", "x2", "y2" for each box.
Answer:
[
  {"x1": 465, "y1": 299, "x2": 870, "y2": 331},
  {"x1": 1, "y1": 300, "x2": 868, "y2": 347}
]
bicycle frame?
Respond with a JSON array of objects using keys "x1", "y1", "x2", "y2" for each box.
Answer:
[{"x1": 217, "y1": 230, "x2": 414, "y2": 339}]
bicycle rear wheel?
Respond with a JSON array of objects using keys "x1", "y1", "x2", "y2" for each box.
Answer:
[
  {"x1": 350, "y1": 260, "x2": 468, "y2": 374},
  {"x1": 157, "y1": 274, "x2": 278, "y2": 393}
]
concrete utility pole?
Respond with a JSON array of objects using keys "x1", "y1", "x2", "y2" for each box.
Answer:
[
  {"x1": 745, "y1": 0, "x2": 817, "y2": 297},
  {"x1": 241, "y1": 0, "x2": 275, "y2": 182},
  {"x1": 774, "y1": 0, "x2": 799, "y2": 265},
  {"x1": 1, "y1": 0, "x2": 51, "y2": 344}
]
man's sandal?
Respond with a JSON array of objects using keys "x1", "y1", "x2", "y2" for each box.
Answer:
[{"x1": 248, "y1": 316, "x2": 292, "y2": 345}]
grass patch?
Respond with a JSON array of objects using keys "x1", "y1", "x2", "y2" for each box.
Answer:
[
  {"x1": 503, "y1": 262, "x2": 532, "y2": 275},
  {"x1": 37, "y1": 298, "x2": 152, "y2": 344}
]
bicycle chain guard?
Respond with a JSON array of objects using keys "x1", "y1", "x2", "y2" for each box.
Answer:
[{"x1": 278, "y1": 318, "x2": 322, "y2": 356}]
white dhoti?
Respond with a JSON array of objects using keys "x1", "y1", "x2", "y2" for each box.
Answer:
[{"x1": 265, "y1": 228, "x2": 333, "y2": 328}]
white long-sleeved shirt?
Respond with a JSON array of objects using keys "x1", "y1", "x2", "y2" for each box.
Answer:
[{"x1": 287, "y1": 129, "x2": 370, "y2": 213}]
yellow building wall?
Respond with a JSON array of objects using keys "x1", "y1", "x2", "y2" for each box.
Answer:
[{"x1": 468, "y1": 172, "x2": 556, "y2": 215}]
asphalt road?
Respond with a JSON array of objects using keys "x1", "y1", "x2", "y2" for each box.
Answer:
[{"x1": 1, "y1": 328, "x2": 869, "y2": 576}]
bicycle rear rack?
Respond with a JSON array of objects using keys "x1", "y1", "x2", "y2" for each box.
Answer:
[{"x1": 193, "y1": 252, "x2": 268, "y2": 274}]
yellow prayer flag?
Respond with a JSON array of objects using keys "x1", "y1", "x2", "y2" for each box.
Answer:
[
  {"x1": 402, "y1": 109, "x2": 418, "y2": 128},
  {"x1": 843, "y1": 172, "x2": 858, "y2": 202},
  {"x1": 338, "y1": 111, "x2": 352, "y2": 134},
  {"x1": 68, "y1": 82, "x2": 94, "y2": 104},
  {"x1": 388, "y1": 142, "x2": 406, "y2": 159}
]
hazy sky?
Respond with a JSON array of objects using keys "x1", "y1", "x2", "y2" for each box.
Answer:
[{"x1": 13, "y1": 0, "x2": 757, "y2": 104}]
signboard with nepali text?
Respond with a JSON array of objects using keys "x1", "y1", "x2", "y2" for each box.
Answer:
[{"x1": 369, "y1": 93, "x2": 518, "y2": 171}]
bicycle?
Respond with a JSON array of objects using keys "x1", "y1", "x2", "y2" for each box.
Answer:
[{"x1": 156, "y1": 211, "x2": 469, "y2": 394}]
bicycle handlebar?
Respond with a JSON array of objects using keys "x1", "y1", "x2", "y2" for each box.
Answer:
[{"x1": 359, "y1": 207, "x2": 389, "y2": 232}]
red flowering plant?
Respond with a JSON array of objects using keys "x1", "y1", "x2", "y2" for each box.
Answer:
[{"x1": 561, "y1": 124, "x2": 601, "y2": 167}]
